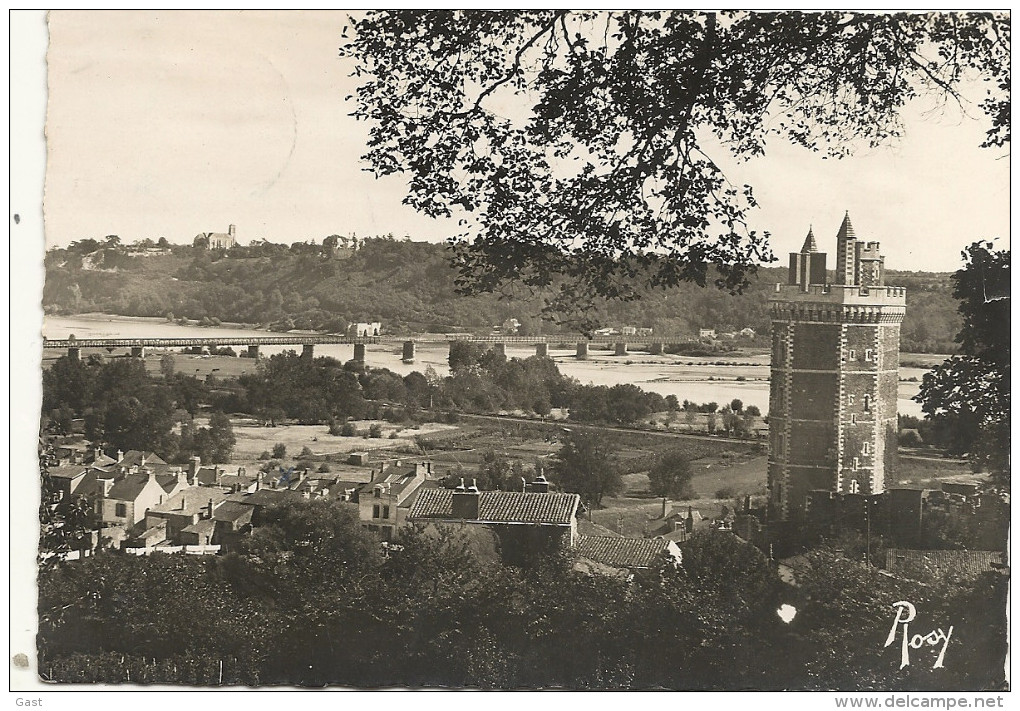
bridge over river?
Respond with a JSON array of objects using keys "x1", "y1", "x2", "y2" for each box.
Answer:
[{"x1": 44, "y1": 333, "x2": 695, "y2": 363}]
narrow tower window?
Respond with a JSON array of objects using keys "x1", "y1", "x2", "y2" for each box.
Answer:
[
  {"x1": 849, "y1": 349, "x2": 856, "y2": 360},
  {"x1": 865, "y1": 348, "x2": 873, "y2": 362},
  {"x1": 862, "y1": 442, "x2": 870, "y2": 456},
  {"x1": 863, "y1": 395, "x2": 871, "y2": 412}
]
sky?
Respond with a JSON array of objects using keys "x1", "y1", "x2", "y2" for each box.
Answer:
[{"x1": 38, "y1": 10, "x2": 1012, "y2": 272}]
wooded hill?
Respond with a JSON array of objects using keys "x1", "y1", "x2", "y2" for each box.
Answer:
[{"x1": 42, "y1": 237, "x2": 961, "y2": 352}]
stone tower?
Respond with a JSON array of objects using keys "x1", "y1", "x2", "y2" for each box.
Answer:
[{"x1": 767, "y1": 213, "x2": 906, "y2": 521}]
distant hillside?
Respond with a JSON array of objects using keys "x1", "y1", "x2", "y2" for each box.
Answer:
[{"x1": 42, "y1": 237, "x2": 960, "y2": 351}]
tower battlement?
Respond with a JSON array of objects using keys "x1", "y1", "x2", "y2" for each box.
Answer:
[
  {"x1": 772, "y1": 282, "x2": 906, "y2": 304},
  {"x1": 768, "y1": 214, "x2": 903, "y2": 523}
]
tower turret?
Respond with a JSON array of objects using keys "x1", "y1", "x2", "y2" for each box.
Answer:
[{"x1": 788, "y1": 226, "x2": 827, "y2": 290}]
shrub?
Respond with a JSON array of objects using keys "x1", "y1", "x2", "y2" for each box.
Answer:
[
  {"x1": 369, "y1": 423, "x2": 383, "y2": 438},
  {"x1": 318, "y1": 463, "x2": 331, "y2": 473},
  {"x1": 715, "y1": 486, "x2": 737, "y2": 499},
  {"x1": 899, "y1": 430, "x2": 924, "y2": 447},
  {"x1": 300, "y1": 446, "x2": 314, "y2": 458},
  {"x1": 258, "y1": 450, "x2": 271, "y2": 460},
  {"x1": 272, "y1": 443, "x2": 287, "y2": 459},
  {"x1": 341, "y1": 421, "x2": 358, "y2": 437}
]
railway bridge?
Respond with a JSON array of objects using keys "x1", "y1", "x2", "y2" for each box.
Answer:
[{"x1": 44, "y1": 333, "x2": 695, "y2": 363}]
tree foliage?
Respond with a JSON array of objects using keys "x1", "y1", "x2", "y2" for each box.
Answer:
[
  {"x1": 647, "y1": 448, "x2": 694, "y2": 499},
  {"x1": 917, "y1": 242, "x2": 1010, "y2": 483},
  {"x1": 341, "y1": 10, "x2": 1009, "y2": 326},
  {"x1": 550, "y1": 429, "x2": 622, "y2": 506},
  {"x1": 36, "y1": 500, "x2": 1006, "y2": 689}
]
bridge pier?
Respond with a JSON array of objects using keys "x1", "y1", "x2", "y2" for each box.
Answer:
[
  {"x1": 247, "y1": 345, "x2": 260, "y2": 359},
  {"x1": 492, "y1": 342, "x2": 506, "y2": 357},
  {"x1": 353, "y1": 343, "x2": 366, "y2": 363},
  {"x1": 302, "y1": 344, "x2": 315, "y2": 359},
  {"x1": 402, "y1": 341, "x2": 416, "y2": 363},
  {"x1": 615, "y1": 342, "x2": 628, "y2": 356},
  {"x1": 67, "y1": 347, "x2": 80, "y2": 362},
  {"x1": 649, "y1": 342, "x2": 664, "y2": 355},
  {"x1": 131, "y1": 346, "x2": 145, "y2": 358},
  {"x1": 575, "y1": 342, "x2": 588, "y2": 360},
  {"x1": 535, "y1": 342, "x2": 549, "y2": 358}
]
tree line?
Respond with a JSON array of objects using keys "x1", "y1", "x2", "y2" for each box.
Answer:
[
  {"x1": 37, "y1": 496, "x2": 1007, "y2": 689},
  {"x1": 43, "y1": 236, "x2": 960, "y2": 351}
]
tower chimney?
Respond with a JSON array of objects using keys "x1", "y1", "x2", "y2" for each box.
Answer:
[
  {"x1": 229, "y1": 224, "x2": 236, "y2": 237},
  {"x1": 452, "y1": 480, "x2": 480, "y2": 519}
]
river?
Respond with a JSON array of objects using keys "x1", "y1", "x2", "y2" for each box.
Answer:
[{"x1": 43, "y1": 314, "x2": 930, "y2": 416}]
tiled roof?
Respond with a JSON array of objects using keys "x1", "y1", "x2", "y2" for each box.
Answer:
[
  {"x1": 227, "y1": 487, "x2": 303, "y2": 508},
  {"x1": 212, "y1": 501, "x2": 254, "y2": 523},
  {"x1": 119, "y1": 450, "x2": 168, "y2": 468},
  {"x1": 885, "y1": 549, "x2": 1005, "y2": 582},
  {"x1": 157, "y1": 474, "x2": 184, "y2": 493},
  {"x1": 408, "y1": 489, "x2": 579, "y2": 526},
  {"x1": 195, "y1": 466, "x2": 223, "y2": 486},
  {"x1": 91, "y1": 454, "x2": 116, "y2": 468},
  {"x1": 574, "y1": 535, "x2": 674, "y2": 569},
  {"x1": 149, "y1": 487, "x2": 230, "y2": 517},
  {"x1": 47, "y1": 465, "x2": 89, "y2": 479},
  {"x1": 107, "y1": 473, "x2": 158, "y2": 502},
  {"x1": 182, "y1": 518, "x2": 216, "y2": 536},
  {"x1": 399, "y1": 479, "x2": 442, "y2": 510}
]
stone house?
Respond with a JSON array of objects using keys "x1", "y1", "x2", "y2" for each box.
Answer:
[
  {"x1": 407, "y1": 485, "x2": 581, "y2": 563},
  {"x1": 99, "y1": 469, "x2": 172, "y2": 527}
]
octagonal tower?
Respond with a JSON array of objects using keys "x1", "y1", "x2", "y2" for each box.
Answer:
[{"x1": 768, "y1": 213, "x2": 906, "y2": 521}]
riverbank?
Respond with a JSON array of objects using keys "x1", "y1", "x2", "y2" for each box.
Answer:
[{"x1": 42, "y1": 313, "x2": 941, "y2": 416}]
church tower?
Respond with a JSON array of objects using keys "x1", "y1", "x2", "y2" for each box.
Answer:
[{"x1": 767, "y1": 213, "x2": 906, "y2": 521}]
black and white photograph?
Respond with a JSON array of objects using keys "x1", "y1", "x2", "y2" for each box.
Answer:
[{"x1": 11, "y1": 9, "x2": 1010, "y2": 699}]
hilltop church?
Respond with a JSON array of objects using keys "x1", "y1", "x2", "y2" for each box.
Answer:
[{"x1": 194, "y1": 224, "x2": 237, "y2": 249}]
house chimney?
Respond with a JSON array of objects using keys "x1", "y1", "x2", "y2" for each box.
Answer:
[
  {"x1": 256, "y1": 470, "x2": 263, "y2": 491},
  {"x1": 189, "y1": 455, "x2": 201, "y2": 479},
  {"x1": 452, "y1": 481, "x2": 480, "y2": 520},
  {"x1": 178, "y1": 469, "x2": 188, "y2": 487},
  {"x1": 117, "y1": 449, "x2": 124, "y2": 463},
  {"x1": 662, "y1": 497, "x2": 669, "y2": 519},
  {"x1": 744, "y1": 495, "x2": 751, "y2": 514},
  {"x1": 206, "y1": 498, "x2": 214, "y2": 518},
  {"x1": 215, "y1": 466, "x2": 223, "y2": 485},
  {"x1": 229, "y1": 224, "x2": 236, "y2": 237},
  {"x1": 529, "y1": 474, "x2": 550, "y2": 494},
  {"x1": 140, "y1": 453, "x2": 147, "y2": 467}
]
